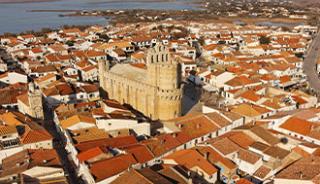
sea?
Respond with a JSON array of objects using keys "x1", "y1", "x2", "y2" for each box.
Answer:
[{"x1": 0, "y1": 0, "x2": 197, "y2": 34}]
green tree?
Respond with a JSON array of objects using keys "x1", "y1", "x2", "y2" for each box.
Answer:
[
  {"x1": 259, "y1": 36, "x2": 271, "y2": 45},
  {"x1": 66, "y1": 40, "x2": 75, "y2": 47}
]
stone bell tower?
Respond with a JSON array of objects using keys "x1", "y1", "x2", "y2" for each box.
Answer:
[
  {"x1": 146, "y1": 44, "x2": 182, "y2": 120},
  {"x1": 28, "y1": 82, "x2": 44, "y2": 120}
]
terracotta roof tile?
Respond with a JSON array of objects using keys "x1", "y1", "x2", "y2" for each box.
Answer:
[
  {"x1": 112, "y1": 168, "x2": 172, "y2": 184},
  {"x1": 292, "y1": 146, "x2": 311, "y2": 158},
  {"x1": 164, "y1": 149, "x2": 217, "y2": 175},
  {"x1": 250, "y1": 142, "x2": 269, "y2": 152},
  {"x1": 20, "y1": 126, "x2": 52, "y2": 144},
  {"x1": 71, "y1": 127, "x2": 109, "y2": 144},
  {"x1": 276, "y1": 156, "x2": 320, "y2": 181},
  {"x1": 195, "y1": 146, "x2": 237, "y2": 170},
  {"x1": 250, "y1": 126, "x2": 279, "y2": 145},
  {"x1": 0, "y1": 125, "x2": 17, "y2": 136},
  {"x1": 90, "y1": 154, "x2": 137, "y2": 182},
  {"x1": 236, "y1": 178, "x2": 253, "y2": 184},
  {"x1": 280, "y1": 117, "x2": 313, "y2": 136},
  {"x1": 174, "y1": 114, "x2": 219, "y2": 139},
  {"x1": 121, "y1": 144, "x2": 154, "y2": 163},
  {"x1": 228, "y1": 132, "x2": 255, "y2": 149},
  {"x1": 210, "y1": 137, "x2": 240, "y2": 155},
  {"x1": 76, "y1": 135, "x2": 137, "y2": 152},
  {"x1": 142, "y1": 134, "x2": 181, "y2": 157},
  {"x1": 254, "y1": 165, "x2": 272, "y2": 180},
  {"x1": 238, "y1": 149, "x2": 261, "y2": 164},
  {"x1": 77, "y1": 146, "x2": 111, "y2": 162},
  {"x1": 60, "y1": 114, "x2": 96, "y2": 129},
  {"x1": 263, "y1": 146, "x2": 290, "y2": 159}
]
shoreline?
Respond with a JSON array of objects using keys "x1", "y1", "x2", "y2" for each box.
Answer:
[
  {"x1": 0, "y1": 0, "x2": 313, "y2": 35},
  {"x1": 28, "y1": 10, "x2": 79, "y2": 13},
  {"x1": 0, "y1": 0, "x2": 199, "y2": 4},
  {"x1": 0, "y1": 24, "x2": 94, "y2": 37},
  {"x1": 0, "y1": 0, "x2": 59, "y2": 4},
  {"x1": 1, "y1": 8, "x2": 307, "y2": 36}
]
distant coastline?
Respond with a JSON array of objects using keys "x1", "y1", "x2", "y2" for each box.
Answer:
[
  {"x1": 0, "y1": 0, "x2": 197, "y2": 34},
  {"x1": 0, "y1": 0, "x2": 195, "y2": 4},
  {"x1": 0, "y1": 0, "x2": 59, "y2": 3}
]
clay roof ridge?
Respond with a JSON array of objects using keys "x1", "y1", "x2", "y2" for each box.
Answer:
[{"x1": 204, "y1": 114, "x2": 222, "y2": 129}]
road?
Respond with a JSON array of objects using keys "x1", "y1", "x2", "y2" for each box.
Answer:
[{"x1": 303, "y1": 30, "x2": 320, "y2": 94}]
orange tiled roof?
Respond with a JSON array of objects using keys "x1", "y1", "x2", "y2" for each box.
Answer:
[
  {"x1": 142, "y1": 134, "x2": 181, "y2": 157},
  {"x1": 239, "y1": 90, "x2": 261, "y2": 102},
  {"x1": 20, "y1": 126, "x2": 52, "y2": 144},
  {"x1": 280, "y1": 117, "x2": 313, "y2": 136},
  {"x1": 90, "y1": 154, "x2": 137, "y2": 182},
  {"x1": 209, "y1": 137, "x2": 240, "y2": 155},
  {"x1": 227, "y1": 132, "x2": 255, "y2": 149},
  {"x1": 173, "y1": 114, "x2": 219, "y2": 139},
  {"x1": 236, "y1": 178, "x2": 254, "y2": 184},
  {"x1": 60, "y1": 114, "x2": 96, "y2": 129},
  {"x1": 122, "y1": 144, "x2": 154, "y2": 163},
  {"x1": 0, "y1": 125, "x2": 17, "y2": 136},
  {"x1": 76, "y1": 136, "x2": 137, "y2": 152},
  {"x1": 238, "y1": 149, "x2": 261, "y2": 164},
  {"x1": 164, "y1": 149, "x2": 217, "y2": 175},
  {"x1": 77, "y1": 146, "x2": 107, "y2": 162},
  {"x1": 195, "y1": 146, "x2": 237, "y2": 170}
]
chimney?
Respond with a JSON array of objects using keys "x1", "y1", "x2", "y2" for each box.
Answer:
[
  {"x1": 187, "y1": 171, "x2": 192, "y2": 184},
  {"x1": 172, "y1": 133, "x2": 177, "y2": 138},
  {"x1": 299, "y1": 171, "x2": 304, "y2": 179},
  {"x1": 204, "y1": 152, "x2": 210, "y2": 160},
  {"x1": 160, "y1": 139, "x2": 166, "y2": 145},
  {"x1": 127, "y1": 164, "x2": 133, "y2": 172}
]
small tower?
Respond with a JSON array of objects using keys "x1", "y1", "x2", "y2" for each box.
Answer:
[
  {"x1": 98, "y1": 59, "x2": 110, "y2": 90},
  {"x1": 98, "y1": 59, "x2": 110, "y2": 98},
  {"x1": 28, "y1": 82, "x2": 44, "y2": 120}
]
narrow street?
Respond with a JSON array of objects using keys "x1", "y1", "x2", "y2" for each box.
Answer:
[
  {"x1": 303, "y1": 30, "x2": 320, "y2": 94},
  {"x1": 43, "y1": 107, "x2": 81, "y2": 184}
]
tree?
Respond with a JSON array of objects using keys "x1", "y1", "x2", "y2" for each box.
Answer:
[
  {"x1": 66, "y1": 40, "x2": 74, "y2": 47},
  {"x1": 280, "y1": 137, "x2": 288, "y2": 144},
  {"x1": 259, "y1": 36, "x2": 271, "y2": 45},
  {"x1": 99, "y1": 34, "x2": 110, "y2": 41},
  {"x1": 281, "y1": 26, "x2": 290, "y2": 32}
]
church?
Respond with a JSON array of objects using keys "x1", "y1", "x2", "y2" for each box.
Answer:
[
  {"x1": 17, "y1": 82, "x2": 44, "y2": 120},
  {"x1": 99, "y1": 44, "x2": 182, "y2": 120}
]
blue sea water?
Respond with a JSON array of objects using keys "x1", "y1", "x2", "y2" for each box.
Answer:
[{"x1": 0, "y1": 0, "x2": 196, "y2": 34}]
